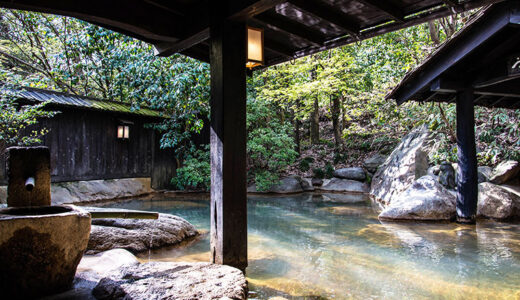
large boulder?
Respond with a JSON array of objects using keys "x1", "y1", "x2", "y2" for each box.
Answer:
[
  {"x1": 378, "y1": 176, "x2": 456, "y2": 221},
  {"x1": 333, "y1": 167, "x2": 366, "y2": 181},
  {"x1": 92, "y1": 262, "x2": 247, "y2": 300},
  {"x1": 370, "y1": 125, "x2": 439, "y2": 209},
  {"x1": 478, "y1": 182, "x2": 520, "y2": 220},
  {"x1": 319, "y1": 178, "x2": 369, "y2": 193},
  {"x1": 438, "y1": 162, "x2": 455, "y2": 190},
  {"x1": 478, "y1": 166, "x2": 493, "y2": 183},
  {"x1": 489, "y1": 161, "x2": 520, "y2": 184},
  {"x1": 86, "y1": 209, "x2": 198, "y2": 254},
  {"x1": 363, "y1": 154, "x2": 387, "y2": 173}
]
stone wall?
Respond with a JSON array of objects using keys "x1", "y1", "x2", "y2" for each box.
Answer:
[{"x1": 0, "y1": 177, "x2": 153, "y2": 205}]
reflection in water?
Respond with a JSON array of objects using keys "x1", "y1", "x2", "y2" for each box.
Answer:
[{"x1": 100, "y1": 194, "x2": 520, "y2": 299}]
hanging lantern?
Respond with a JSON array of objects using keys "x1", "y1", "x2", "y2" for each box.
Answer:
[{"x1": 247, "y1": 27, "x2": 264, "y2": 69}]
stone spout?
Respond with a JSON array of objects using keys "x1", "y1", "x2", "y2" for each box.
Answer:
[
  {"x1": 6, "y1": 146, "x2": 51, "y2": 207},
  {"x1": 25, "y1": 177, "x2": 35, "y2": 191}
]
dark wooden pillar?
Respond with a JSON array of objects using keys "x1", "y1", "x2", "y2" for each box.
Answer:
[
  {"x1": 209, "y1": 4, "x2": 248, "y2": 271},
  {"x1": 455, "y1": 89, "x2": 478, "y2": 224}
]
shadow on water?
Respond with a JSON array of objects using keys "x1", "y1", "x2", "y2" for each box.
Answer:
[{"x1": 100, "y1": 193, "x2": 520, "y2": 299}]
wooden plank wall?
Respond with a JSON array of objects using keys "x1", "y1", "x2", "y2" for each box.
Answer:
[{"x1": 0, "y1": 107, "x2": 178, "y2": 188}]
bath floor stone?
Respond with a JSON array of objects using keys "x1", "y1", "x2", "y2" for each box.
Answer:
[{"x1": 92, "y1": 261, "x2": 247, "y2": 300}]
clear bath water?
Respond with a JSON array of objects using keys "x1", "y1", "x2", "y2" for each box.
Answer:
[{"x1": 99, "y1": 193, "x2": 520, "y2": 299}]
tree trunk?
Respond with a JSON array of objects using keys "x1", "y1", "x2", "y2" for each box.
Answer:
[
  {"x1": 310, "y1": 97, "x2": 320, "y2": 144},
  {"x1": 310, "y1": 67, "x2": 319, "y2": 144},
  {"x1": 331, "y1": 95, "x2": 341, "y2": 148},
  {"x1": 341, "y1": 95, "x2": 346, "y2": 132},
  {"x1": 428, "y1": 21, "x2": 441, "y2": 45},
  {"x1": 294, "y1": 99, "x2": 301, "y2": 154}
]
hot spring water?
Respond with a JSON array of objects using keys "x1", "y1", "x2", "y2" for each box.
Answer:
[{"x1": 99, "y1": 193, "x2": 520, "y2": 299}]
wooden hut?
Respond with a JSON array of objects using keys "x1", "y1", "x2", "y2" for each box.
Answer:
[
  {"x1": 0, "y1": 87, "x2": 181, "y2": 190},
  {"x1": 386, "y1": 0, "x2": 520, "y2": 223}
]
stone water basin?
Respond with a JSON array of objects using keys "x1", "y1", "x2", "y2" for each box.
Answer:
[{"x1": 0, "y1": 205, "x2": 91, "y2": 299}]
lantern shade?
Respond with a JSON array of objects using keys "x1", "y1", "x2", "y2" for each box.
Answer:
[{"x1": 247, "y1": 27, "x2": 264, "y2": 69}]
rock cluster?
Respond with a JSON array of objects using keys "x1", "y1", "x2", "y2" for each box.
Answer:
[
  {"x1": 370, "y1": 125, "x2": 520, "y2": 221},
  {"x1": 86, "y1": 208, "x2": 198, "y2": 254},
  {"x1": 52, "y1": 249, "x2": 247, "y2": 300}
]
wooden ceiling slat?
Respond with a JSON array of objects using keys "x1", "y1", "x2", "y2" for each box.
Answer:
[
  {"x1": 255, "y1": 12, "x2": 326, "y2": 46},
  {"x1": 287, "y1": 0, "x2": 359, "y2": 36},
  {"x1": 357, "y1": 0, "x2": 405, "y2": 22}
]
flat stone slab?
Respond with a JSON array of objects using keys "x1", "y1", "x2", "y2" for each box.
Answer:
[
  {"x1": 92, "y1": 262, "x2": 247, "y2": 300},
  {"x1": 52, "y1": 178, "x2": 152, "y2": 205},
  {"x1": 318, "y1": 178, "x2": 369, "y2": 193},
  {"x1": 333, "y1": 167, "x2": 366, "y2": 181},
  {"x1": 86, "y1": 208, "x2": 198, "y2": 254}
]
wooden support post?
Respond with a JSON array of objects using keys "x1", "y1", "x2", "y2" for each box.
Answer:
[
  {"x1": 455, "y1": 89, "x2": 478, "y2": 224},
  {"x1": 209, "y1": 6, "x2": 248, "y2": 271}
]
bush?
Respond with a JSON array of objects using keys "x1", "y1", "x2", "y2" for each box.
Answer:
[
  {"x1": 313, "y1": 167, "x2": 325, "y2": 179},
  {"x1": 325, "y1": 163, "x2": 335, "y2": 178},
  {"x1": 171, "y1": 145, "x2": 210, "y2": 191},
  {"x1": 299, "y1": 156, "x2": 314, "y2": 172}
]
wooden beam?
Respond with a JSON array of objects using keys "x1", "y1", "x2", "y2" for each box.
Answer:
[
  {"x1": 255, "y1": 12, "x2": 325, "y2": 47},
  {"x1": 430, "y1": 77, "x2": 465, "y2": 93},
  {"x1": 358, "y1": 0, "x2": 405, "y2": 22},
  {"x1": 473, "y1": 73, "x2": 520, "y2": 88},
  {"x1": 228, "y1": 0, "x2": 288, "y2": 21},
  {"x1": 0, "y1": 0, "x2": 190, "y2": 43},
  {"x1": 287, "y1": 0, "x2": 359, "y2": 36},
  {"x1": 264, "y1": 38, "x2": 295, "y2": 57},
  {"x1": 155, "y1": 29, "x2": 210, "y2": 57},
  {"x1": 490, "y1": 96, "x2": 508, "y2": 106},
  {"x1": 154, "y1": 0, "x2": 286, "y2": 56},
  {"x1": 456, "y1": 89, "x2": 478, "y2": 224},
  {"x1": 442, "y1": 0, "x2": 460, "y2": 8},
  {"x1": 209, "y1": 5, "x2": 248, "y2": 271}
]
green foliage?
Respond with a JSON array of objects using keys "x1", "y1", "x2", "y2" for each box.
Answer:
[
  {"x1": 0, "y1": 88, "x2": 58, "y2": 155},
  {"x1": 324, "y1": 163, "x2": 335, "y2": 179},
  {"x1": 254, "y1": 170, "x2": 280, "y2": 192},
  {"x1": 313, "y1": 167, "x2": 325, "y2": 179},
  {"x1": 171, "y1": 145, "x2": 210, "y2": 191},
  {"x1": 247, "y1": 97, "x2": 298, "y2": 191}
]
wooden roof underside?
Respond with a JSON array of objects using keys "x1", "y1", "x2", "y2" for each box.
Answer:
[
  {"x1": 387, "y1": 0, "x2": 520, "y2": 109},
  {"x1": 0, "y1": 0, "x2": 503, "y2": 67}
]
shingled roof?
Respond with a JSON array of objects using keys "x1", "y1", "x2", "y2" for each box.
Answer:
[{"x1": 10, "y1": 87, "x2": 166, "y2": 118}]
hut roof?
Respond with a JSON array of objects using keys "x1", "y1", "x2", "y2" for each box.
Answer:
[
  {"x1": 9, "y1": 87, "x2": 166, "y2": 118},
  {"x1": 386, "y1": 0, "x2": 520, "y2": 109}
]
